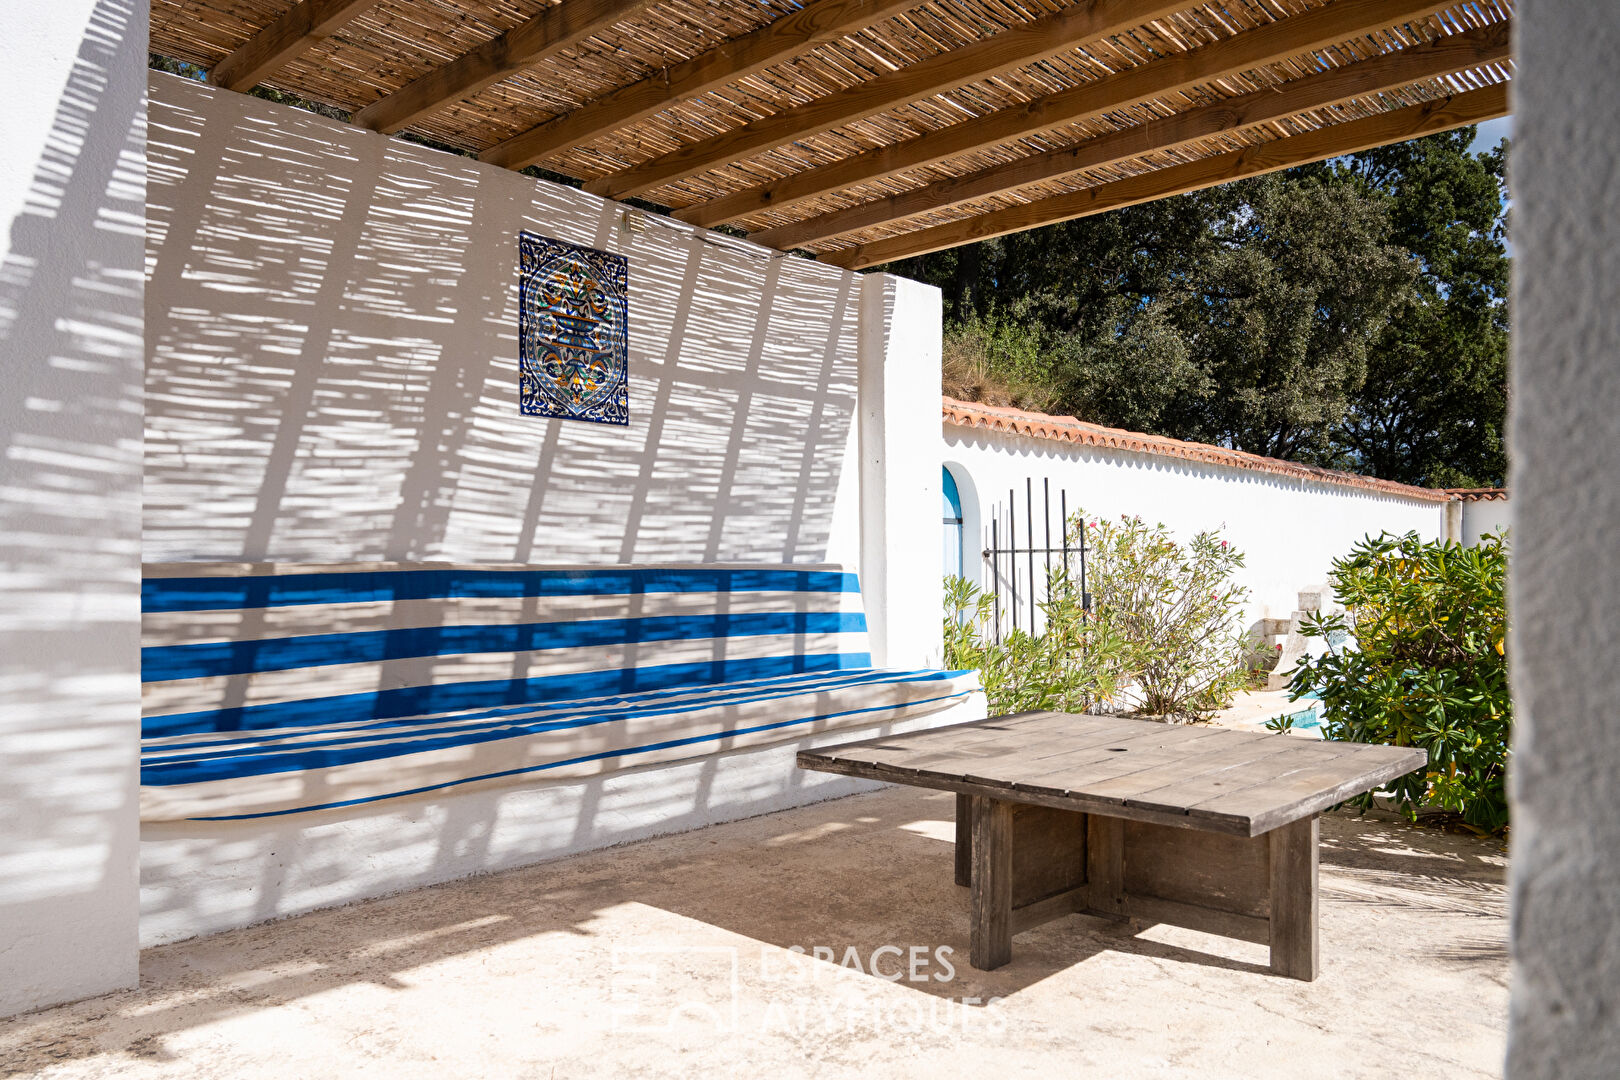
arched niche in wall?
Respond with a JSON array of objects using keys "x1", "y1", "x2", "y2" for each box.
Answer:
[{"x1": 942, "y1": 462, "x2": 981, "y2": 587}]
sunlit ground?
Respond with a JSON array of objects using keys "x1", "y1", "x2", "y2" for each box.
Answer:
[{"x1": 0, "y1": 787, "x2": 1507, "y2": 1080}]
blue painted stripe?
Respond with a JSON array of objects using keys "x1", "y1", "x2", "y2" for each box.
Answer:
[
  {"x1": 142, "y1": 610, "x2": 868, "y2": 682},
  {"x1": 145, "y1": 666, "x2": 911, "y2": 750},
  {"x1": 141, "y1": 652, "x2": 873, "y2": 738},
  {"x1": 142, "y1": 667, "x2": 959, "y2": 767},
  {"x1": 141, "y1": 670, "x2": 967, "y2": 783},
  {"x1": 142, "y1": 567, "x2": 859, "y2": 613},
  {"x1": 144, "y1": 667, "x2": 939, "y2": 756},
  {"x1": 181, "y1": 690, "x2": 973, "y2": 820}
]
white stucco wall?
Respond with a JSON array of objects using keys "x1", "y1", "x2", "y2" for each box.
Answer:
[
  {"x1": 137, "y1": 71, "x2": 966, "y2": 946},
  {"x1": 0, "y1": 0, "x2": 146, "y2": 1016},
  {"x1": 1462, "y1": 496, "x2": 1510, "y2": 547},
  {"x1": 1508, "y1": 3, "x2": 1620, "y2": 1076},
  {"x1": 941, "y1": 424, "x2": 1447, "y2": 632},
  {"x1": 859, "y1": 276, "x2": 945, "y2": 669},
  {"x1": 145, "y1": 71, "x2": 866, "y2": 571}
]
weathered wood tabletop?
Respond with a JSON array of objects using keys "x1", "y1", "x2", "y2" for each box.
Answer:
[
  {"x1": 797, "y1": 711, "x2": 1428, "y2": 978},
  {"x1": 797, "y1": 710, "x2": 1426, "y2": 837}
]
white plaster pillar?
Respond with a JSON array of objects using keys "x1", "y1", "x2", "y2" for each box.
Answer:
[
  {"x1": 857, "y1": 273, "x2": 944, "y2": 670},
  {"x1": 0, "y1": 0, "x2": 146, "y2": 1016},
  {"x1": 1508, "y1": 3, "x2": 1620, "y2": 1076},
  {"x1": 1442, "y1": 498, "x2": 1463, "y2": 543}
]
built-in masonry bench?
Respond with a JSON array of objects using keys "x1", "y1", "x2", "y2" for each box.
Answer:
[{"x1": 139, "y1": 562, "x2": 979, "y2": 822}]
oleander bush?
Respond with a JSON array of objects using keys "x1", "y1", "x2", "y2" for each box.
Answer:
[
  {"x1": 1288, "y1": 531, "x2": 1510, "y2": 832},
  {"x1": 1082, "y1": 514, "x2": 1254, "y2": 721},
  {"x1": 943, "y1": 514, "x2": 1252, "y2": 722},
  {"x1": 943, "y1": 570, "x2": 1126, "y2": 716}
]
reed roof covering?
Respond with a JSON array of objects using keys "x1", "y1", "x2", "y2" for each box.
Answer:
[{"x1": 151, "y1": 0, "x2": 1513, "y2": 267}]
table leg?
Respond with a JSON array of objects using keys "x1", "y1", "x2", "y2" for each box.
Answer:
[
  {"x1": 1086, "y1": 814, "x2": 1126, "y2": 919},
  {"x1": 1268, "y1": 815, "x2": 1320, "y2": 980},
  {"x1": 954, "y1": 793, "x2": 972, "y2": 887},
  {"x1": 969, "y1": 795, "x2": 1014, "y2": 970}
]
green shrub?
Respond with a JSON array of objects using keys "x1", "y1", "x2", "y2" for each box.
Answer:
[
  {"x1": 943, "y1": 514, "x2": 1252, "y2": 722},
  {"x1": 1082, "y1": 514, "x2": 1254, "y2": 721},
  {"x1": 941, "y1": 307, "x2": 1062, "y2": 412},
  {"x1": 943, "y1": 570, "x2": 1126, "y2": 716},
  {"x1": 1288, "y1": 532, "x2": 1510, "y2": 832}
]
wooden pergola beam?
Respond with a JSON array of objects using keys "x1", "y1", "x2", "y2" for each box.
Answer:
[
  {"x1": 209, "y1": 0, "x2": 381, "y2": 92},
  {"x1": 754, "y1": 17, "x2": 1510, "y2": 249},
  {"x1": 480, "y1": 0, "x2": 920, "y2": 172},
  {"x1": 353, "y1": 0, "x2": 660, "y2": 135},
  {"x1": 582, "y1": 0, "x2": 1192, "y2": 201},
  {"x1": 822, "y1": 82, "x2": 1508, "y2": 270},
  {"x1": 682, "y1": 0, "x2": 1462, "y2": 231}
]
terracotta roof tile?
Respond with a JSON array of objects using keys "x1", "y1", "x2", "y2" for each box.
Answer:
[
  {"x1": 941, "y1": 397, "x2": 1455, "y2": 504},
  {"x1": 1444, "y1": 487, "x2": 1509, "y2": 502}
]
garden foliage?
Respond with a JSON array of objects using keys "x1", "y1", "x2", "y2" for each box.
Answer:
[
  {"x1": 1084, "y1": 515, "x2": 1254, "y2": 720},
  {"x1": 944, "y1": 514, "x2": 1252, "y2": 723},
  {"x1": 943, "y1": 571, "x2": 1126, "y2": 717},
  {"x1": 1288, "y1": 531, "x2": 1510, "y2": 831}
]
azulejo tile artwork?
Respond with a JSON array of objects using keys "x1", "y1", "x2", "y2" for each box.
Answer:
[{"x1": 518, "y1": 232, "x2": 629, "y2": 425}]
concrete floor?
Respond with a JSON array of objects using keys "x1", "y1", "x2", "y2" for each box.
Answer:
[{"x1": 1, "y1": 787, "x2": 1508, "y2": 1080}]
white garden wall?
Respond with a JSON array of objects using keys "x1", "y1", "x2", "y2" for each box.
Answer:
[
  {"x1": 1462, "y1": 496, "x2": 1510, "y2": 547},
  {"x1": 942, "y1": 422, "x2": 1448, "y2": 633},
  {"x1": 137, "y1": 71, "x2": 963, "y2": 948},
  {"x1": 0, "y1": 0, "x2": 146, "y2": 1015}
]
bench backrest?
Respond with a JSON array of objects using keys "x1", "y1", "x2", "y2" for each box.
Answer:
[{"x1": 142, "y1": 563, "x2": 872, "y2": 739}]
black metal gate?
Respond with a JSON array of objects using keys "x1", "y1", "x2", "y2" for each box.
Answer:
[{"x1": 982, "y1": 477, "x2": 1087, "y2": 642}]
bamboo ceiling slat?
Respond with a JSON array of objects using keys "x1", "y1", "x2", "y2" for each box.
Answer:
[
  {"x1": 809, "y1": 65, "x2": 1512, "y2": 251},
  {"x1": 477, "y1": 0, "x2": 924, "y2": 170},
  {"x1": 733, "y1": 14, "x2": 1509, "y2": 239},
  {"x1": 675, "y1": 0, "x2": 1468, "y2": 229},
  {"x1": 210, "y1": 0, "x2": 383, "y2": 91},
  {"x1": 717, "y1": 10, "x2": 1507, "y2": 235},
  {"x1": 351, "y1": 0, "x2": 668, "y2": 134},
  {"x1": 152, "y1": 0, "x2": 289, "y2": 66},
  {"x1": 822, "y1": 79, "x2": 1508, "y2": 267},
  {"x1": 573, "y1": 0, "x2": 1206, "y2": 200},
  {"x1": 752, "y1": 21, "x2": 1511, "y2": 247},
  {"x1": 579, "y1": 0, "x2": 1200, "y2": 200},
  {"x1": 149, "y1": 0, "x2": 1514, "y2": 262}
]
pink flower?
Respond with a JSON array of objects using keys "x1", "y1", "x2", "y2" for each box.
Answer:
[{"x1": 1220, "y1": 540, "x2": 1228, "y2": 548}]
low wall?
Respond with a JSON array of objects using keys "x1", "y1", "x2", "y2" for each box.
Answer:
[
  {"x1": 941, "y1": 422, "x2": 1447, "y2": 631},
  {"x1": 139, "y1": 698, "x2": 982, "y2": 946}
]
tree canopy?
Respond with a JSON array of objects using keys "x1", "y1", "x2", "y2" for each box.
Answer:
[{"x1": 894, "y1": 127, "x2": 1509, "y2": 488}]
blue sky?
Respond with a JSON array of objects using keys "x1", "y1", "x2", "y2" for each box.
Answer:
[{"x1": 1471, "y1": 115, "x2": 1513, "y2": 153}]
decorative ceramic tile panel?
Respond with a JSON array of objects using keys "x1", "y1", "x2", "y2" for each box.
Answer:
[{"x1": 518, "y1": 232, "x2": 629, "y2": 425}]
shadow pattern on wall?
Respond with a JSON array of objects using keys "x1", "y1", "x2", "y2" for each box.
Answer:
[
  {"x1": 0, "y1": 0, "x2": 145, "y2": 1012},
  {"x1": 144, "y1": 73, "x2": 861, "y2": 567},
  {"x1": 137, "y1": 73, "x2": 878, "y2": 945}
]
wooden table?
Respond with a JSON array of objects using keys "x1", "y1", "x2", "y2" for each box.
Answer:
[{"x1": 797, "y1": 711, "x2": 1426, "y2": 980}]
